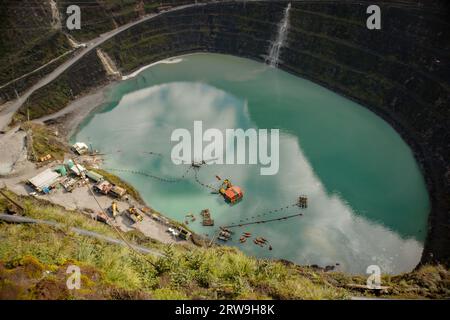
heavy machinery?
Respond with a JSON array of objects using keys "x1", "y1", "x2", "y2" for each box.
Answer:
[
  {"x1": 109, "y1": 201, "x2": 120, "y2": 218},
  {"x1": 218, "y1": 179, "x2": 243, "y2": 204},
  {"x1": 126, "y1": 206, "x2": 143, "y2": 223}
]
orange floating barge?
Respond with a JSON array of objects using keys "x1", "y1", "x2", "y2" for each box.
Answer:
[{"x1": 219, "y1": 179, "x2": 243, "y2": 203}]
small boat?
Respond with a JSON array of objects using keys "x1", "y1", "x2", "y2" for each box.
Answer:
[
  {"x1": 243, "y1": 232, "x2": 252, "y2": 237},
  {"x1": 218, "y1": 236, "x2": 229, "y2": 241},
  {"x1": 239, "y1": 236, "x2": 247, "y2": 243},
  {"x1": 220, "y1": 231, "x2": 231, "y2": 238},
  {"x1": 268, "y1": 245, "x2": 273, "y2": 251},
  {"x1": 202, "y1": 218, "x2": 214, "y2": 226},
  {"x1": 220, "y1": 227, "x2": 233, "y2": 234},
  {"x1": 254, "y1": 238, "x2": 267, "y2": 247}
]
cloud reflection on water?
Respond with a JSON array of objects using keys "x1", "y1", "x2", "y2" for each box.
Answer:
[{"x1": 77, "y1": 81, "x2": 423, "y2": 274}]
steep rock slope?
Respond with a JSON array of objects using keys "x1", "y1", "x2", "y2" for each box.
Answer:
[{"x1": 0, "y1": 0, "x2": 73, "y2": 101}]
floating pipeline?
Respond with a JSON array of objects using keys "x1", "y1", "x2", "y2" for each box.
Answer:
[
  {"x1": 236, "y1": 203, "x2": 299, "y2": 223},
  {"x1": 103, "y1": 167, "x2": 309, "y2": 230},
  {"x1": 193, "y1": 169, "x2": 219, "y2": 192},
  {"x1": 102, "y1": 166, "x2": 193, "y2": 183},
  {"x1": 223, "y1": 211, "x2": 305, "y2": 229},
  {"x1": 103, "y1": 165, "x2": 218, "y2": 192}
]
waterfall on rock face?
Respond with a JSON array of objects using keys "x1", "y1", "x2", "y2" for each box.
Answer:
[{"x1": 266, "y1": 3, "x2": 291, "y2": 67}]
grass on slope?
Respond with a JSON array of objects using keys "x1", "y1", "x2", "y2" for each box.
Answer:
[
  {"x1": 0, "y1": 191, "x2": 350, "y2": 299},
  {"x1": 0, "y1": 222, "x2": 350, "y2": 300},
  {"x1": 21, "y1": 123, "x2": 68, "y2": 162},
  {"x1": 0, "y1": 191, "x2": 448, "y2": 300}
]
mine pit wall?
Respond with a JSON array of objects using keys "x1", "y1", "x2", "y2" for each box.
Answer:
[
  {"x1": 21, "y1": 1, "x2": 450, "y2": 267},
  {"x1": 18, "y1": 51, "x2": 110, "y2": 121}
]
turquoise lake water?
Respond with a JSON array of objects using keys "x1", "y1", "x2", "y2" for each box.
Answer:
[{"x1": 73, "y1": 53, "x2": 430, "y2": 274}]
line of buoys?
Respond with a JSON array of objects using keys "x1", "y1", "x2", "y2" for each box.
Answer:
[
  {"x1": 103, "y1": 166, "x2": 192, "y2": 183},
  {"x1": 223, "y1": 211, "x2": 304, "y2": 229},
  {"x1": 193, "y1": 169, "x2": 219, "y2": 192},
  {"x1": 237, "y1": 203, "x2": 298, "y2": 223}
]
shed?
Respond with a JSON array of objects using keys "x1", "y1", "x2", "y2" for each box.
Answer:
[
  {"x1": 54, "y1": 165, "x2": 67, "y2": 176},
  {"x1": 70, "y1": 163, "x2": 86, "y2": 176},
  {"x1": 176, "y1": 227, "x2": 192, "y2": 240},
  {"x1": 66, "y1": 159, "x2": 74, "y2": 168},
  {"x1": 110, "y1": 185, "x2": 126, "y2": 198},
  {"x1": 72, "y1": 142, "x2": 89, "y2": 155},
  {"x1": 86, "y1": 170, "x2": 103, "y2": 183},
  {"x1": 28, "y1": 169, "x2": 60, "y2": 192},
  {"x1": 94, "y1": 180, "x2": 112, "y2": 195}
]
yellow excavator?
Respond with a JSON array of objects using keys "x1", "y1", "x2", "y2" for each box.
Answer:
[
  {"x1": 127, "y1": 205, "x2": 143, "y2": 223},
  {"x1": 218, "y1": 179, "x2": 232, "y2": 195},
  {"x1": 110, "y1": 201, "x2": 120, "y2": 217}
]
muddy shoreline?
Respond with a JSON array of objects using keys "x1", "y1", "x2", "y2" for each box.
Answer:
[{"x1": 37, "y1": 81, "x2": 117, "y2": 140}]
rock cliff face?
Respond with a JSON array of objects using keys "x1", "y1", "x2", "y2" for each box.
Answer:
[
  {"x1": 0, "y1": 0, "x2": 199, "y2": 102},
  {"x1": 0, "y1": 0, "x2": 73, "y2": 101},
  {"x1": 16, "y1": 1, "x2": 450, "y2": 266}
]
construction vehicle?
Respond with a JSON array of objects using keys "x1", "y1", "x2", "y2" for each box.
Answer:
[
  {"x1": 95, "y1": 211, "x2": 109, "y2": 224},
  {"x1": 110, "y1": 185, "x2": 126, "y2": 199},
  {"x1": 39, "y1": 154, "x2": 52, "y2": 162},
  {"x1": 109, "y1": 201, "x2": 120, "y2": 218},
  {"x1": 126, "y1": 206, "x2": 143, "y2": 223},
  {"x1": 218, "y1": 178, "x2": 243, "y2": 203},
  {"x1": 94, "y1": 180, "x2": 112, "y2": 195}
]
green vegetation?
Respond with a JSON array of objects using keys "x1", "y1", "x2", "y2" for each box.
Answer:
[
  {"x1": 0, "y1": 222, "x2": 349, "y2": 300},
  {"x1": 14, "y1": 80, "x2": 73, "y2": 123},
  {"x1": 0, "y1": 0, "x2": 74, "y2": 102},
  {"x1": 0, "y1": 31, "x2": 72, "y2": 85},
  {"x1": 0, "y1": 191, "x2": 449, "y2": 300},
  {"x1": 21, "y1": 122, "x2": 68, "y2": 161}
]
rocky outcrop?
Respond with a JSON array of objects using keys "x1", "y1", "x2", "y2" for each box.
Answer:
[
  {"x1": 17, "y1": 0, "x2": 450, "y2": 266},
  {"x1": 96, "y1": 49, "x2": 121, "y2": 79}
]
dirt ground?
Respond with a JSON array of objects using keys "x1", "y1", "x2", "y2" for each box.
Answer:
[
  {"x1": 0, "y1": 82, "x2": 186, "y2": 246},
  {"x1": 0, "y1": 127, "x2": 28, "y2": 176},
  {"x1": 1, "y1": 154, "x2": 186, "y2": 245},
  {"x1": 36, "y1": 82, "x2": 114, "y2": 138}
]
